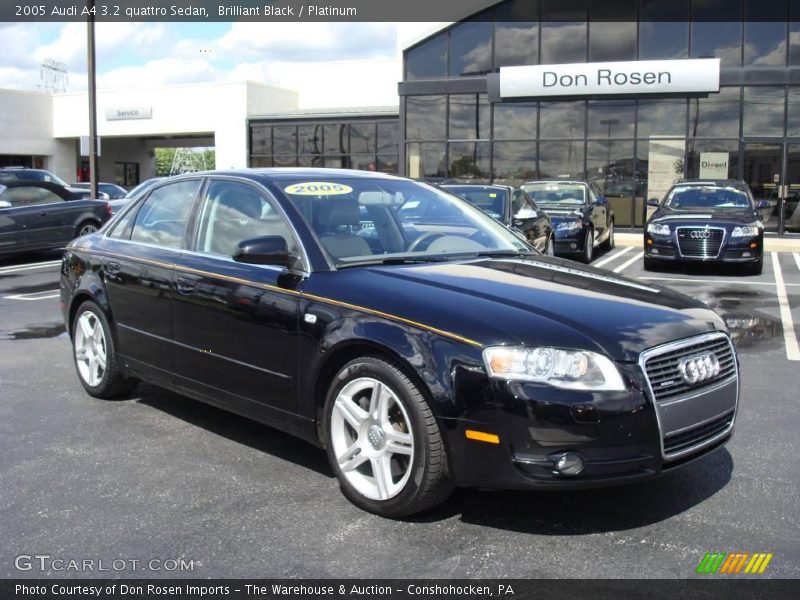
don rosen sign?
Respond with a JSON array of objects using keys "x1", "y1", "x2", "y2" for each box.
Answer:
[{"x1": 494, "y1": 58, "x2": 720, "y2": 99}]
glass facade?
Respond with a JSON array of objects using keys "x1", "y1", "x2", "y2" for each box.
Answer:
[
  {"x1": 249, "y1": 117, "x2": 399, "y2": 174},
  {"x1": 401, "y1": 0, "x2": 800, "y2": 233}
]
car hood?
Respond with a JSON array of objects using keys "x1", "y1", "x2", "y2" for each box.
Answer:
[
  {"x1": 313, "y1": 256, "x2": 726, "y2": 362},
  {"x1": 650, "y1": 207, "x2": 760, "y2": 225}
]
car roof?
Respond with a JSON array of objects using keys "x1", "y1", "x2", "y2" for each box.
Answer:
[
  {"x1": 522, "y1": 178, "x2": 591, "y2": 185},
  {"x1": 441, "y1": 183, "x2": 511, "y2": 192},
  {"x1": 673, "y1": 179, "x2": 748, "y2": 187}
]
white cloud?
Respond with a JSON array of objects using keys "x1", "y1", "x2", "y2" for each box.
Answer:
[
  {"x1": 224, "y1": 57, "x2": 401, "y2": 109},
  {"x1": 98, "y1": 58, "x2": 218, "y2": 89}
]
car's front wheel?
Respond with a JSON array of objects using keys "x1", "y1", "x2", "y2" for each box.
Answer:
[
  {"x1": 323, "y1": 357, "x2": 453, "y2": 518},
  {"x1": 76, "y1": 220, "x2": 99, "y2": 238},
  {"x1": 581, "y1": 227, "x2": 594, "y2": 263},
  {"x1": 71, "y1": 301, "x2": 138, "y2": 399}
]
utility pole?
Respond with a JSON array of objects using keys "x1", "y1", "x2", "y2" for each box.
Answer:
[{"x1": 86, "y1": 0, "x2": 99, "y2": 198}]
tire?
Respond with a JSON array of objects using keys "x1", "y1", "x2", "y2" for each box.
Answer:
[
  {"x1": 71, "y1": 300, "x2": 138, "y2": 399},
  {"x1": 75, "y1": 220, "x2": 99, "y2": 238},
  {"x1": 603, "y1": 221, "x2": 615, "y2": 251},
  {"x1": 643, "y1": 256, "x2": 658, "y2": 271},
  {"x1": 323, "y1": 356, "x2": 453, "y2": 518},
  {"x1": 581, "y1": 227, "x2": 594, "y2": 263}
]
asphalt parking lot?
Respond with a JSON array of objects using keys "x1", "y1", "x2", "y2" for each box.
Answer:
[{"x1": 1, "y1": 247, "x2": 799, "y2": 579}]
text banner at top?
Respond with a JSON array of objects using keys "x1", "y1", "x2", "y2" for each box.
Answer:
[{"x1": 2, "y1": 0, "x2": 793, "y2": 22}]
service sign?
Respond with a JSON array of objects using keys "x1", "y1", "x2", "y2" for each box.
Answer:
[
  {"x1": 498, "y1": 59, "x2": 720, "y2": 99},
  {"x1": 105, "y1": 106, "x2": 153, "y2": 121}
]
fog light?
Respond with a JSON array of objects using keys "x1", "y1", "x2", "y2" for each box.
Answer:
[
  {"x1": 742, "y1": 251, "x2": 751, "y2": 257},
  {"x1": 570, "y1": 243, "x2": 577, "y2": 250},
  {"x1": 651, "y1": 248, "x2": 659, "y2": 255},
  {"x1": 550, "y1": 452, "x2": 584, "y2": 476}
]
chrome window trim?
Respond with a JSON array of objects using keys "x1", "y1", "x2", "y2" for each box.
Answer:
[
  {"x1": 675, "y1": 225, "x2": 727, "y2": 259},
  {"x1": 639, "y1": 331, "x2": 739, "y2": 461}
]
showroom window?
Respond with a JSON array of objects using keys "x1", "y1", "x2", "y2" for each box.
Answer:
[
  {"x1": 449, "y1": 94, "x2": 490, "y2": 140},
  {"x1": 588, "y1": 0, "x2": 637, "y2": 62},
  {"x1": 405, "y1": 34, "x2": 447, "y2": 80},
  {"x1": 743, "y1": 86, "x2": 786, "y2": 137},
  {"x1": 691, "y1": 0, "x2": 743, "y2": 67},
  {"x1": 686, "y1": 139, "x2": 740, "y2": 179},
  {"x1": 788, "y1": 88, "x2": 800, "y2": 136},
  {"x1": 539, "y1": 101, "x2": 586, "y2": 139},
  {"x1": 406, "y1": 96, "x2": 447, "y2": 141},
  {"x1": 639, "y1": 0, "x2": 689, "y2": 60},
  {"x1": 540, "y1": 0, "x2": 588, "y2": 64},
  {"x1": 587, "y1": 100, "x2": 636, "y2": 139},
  {"x1": 406, "y1": 142, "x2": 446, "y2": 179},
  {"x1": 792, "y1": 2, "x2": 800, "y2": 65},
  {"x1": 688, "y1": 87, "x2": 742, "y2": 138},
  {"x1": 637, "y1": 99, "x2": 687, "y2": 138},
  {"x1": 493, "y1": 103, "x2": 538, "y2": 140},
  {"x1": 494, "y1": 0, "x2": 539, "y2": 68},
  {"x1": 744, "y1": 0, "x2": 788, "y2": 66},
  {"x1": 492, "y1": 141, "x2": 537, "y2": 185},
  {"x1": 538, "y1": 140, "x2": 585, "y2": 179},
  {"x1": 449, "y1": 19, "x2": 493, "y2": 77},
  {"x1": 272, "y1": 125, "x2": 297, "y2": 154},
  {"x1": 448, "y1": 142, "x2": 491, "y2": 181}
]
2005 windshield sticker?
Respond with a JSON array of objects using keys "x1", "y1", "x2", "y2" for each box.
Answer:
[{"x1": 284, "y1": 182, "x2": 353, "y2": 196}]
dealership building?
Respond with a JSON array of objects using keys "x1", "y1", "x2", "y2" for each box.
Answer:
[
  {"x1": 394, "y1": 0, "x2": 800, "y2": 235},
  {"x1": 2, "y1": 0, "x2": 799, "y2": 235}
]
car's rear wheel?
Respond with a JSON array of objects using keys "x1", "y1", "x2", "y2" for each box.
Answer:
[
  {"x1": 323, "y1": 356, "x2": 453, "y2": 518},
  {"x1": 72, "y1": 301, "x2": 138, "y2": 399},
  {"x1": 76, "y1": 220, "x2": 99, "y2": 238},
  {"x1": 581, "y1": 227, "x2": 594, "y2": 263}
]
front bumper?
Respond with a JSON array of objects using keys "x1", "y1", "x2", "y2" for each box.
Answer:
[
  {"x1": 644, "y1": 233, "x2": 762, "y2": 263},
  {"x1": 553, "y1": 227, "x2": 587, "y2": 255},
  {"x1": 442, "y1": 357, "x2": 737, "y2": 490}
]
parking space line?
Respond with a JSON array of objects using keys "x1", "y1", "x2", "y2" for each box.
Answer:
[
  {"x1": 771, "y1": 252, "x2": 800, "y2": 361},
  {"x1": 0, "y1": 260, "x2": 61, "y2": 274},
  {"x1": 3, "y1": 290, "x2": 60, "y2": 301},
  {"x1": 636, "y1": 277, "x2": 796, "y2": 286},
  {"x1": 612, "y1": 251, "x2": 644, "y2": 273},
  {"x1": 593, "y1": 246, "x2": 633, "y2": 269}
]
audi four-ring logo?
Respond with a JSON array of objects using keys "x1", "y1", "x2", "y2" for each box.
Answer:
[
  {"x1": 678, "y1": 352, "x2": 721, "y2": 385},
  {"x1": 690, "y1": 230, "x2": 712, "y2": 239}
]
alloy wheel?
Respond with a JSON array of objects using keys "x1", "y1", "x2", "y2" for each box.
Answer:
[
  {"x1": 329, "y1": 377, "x2": 414, "y2": 501},
  {"x1": 74, "y1": 311, "x2": 107, "y2": 387},
  {"x1": 78, "y1": 223, "x2": 98, "y2": 236}
]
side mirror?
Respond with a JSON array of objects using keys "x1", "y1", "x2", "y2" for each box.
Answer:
[
  {"x1": 514, "y1": 208, "x2": 537, "y2": 221},
  {"x1": 647, "y1": 198, "x2": 660, "y2": 207},
  {"x1": 756, "y1": 199, "x2": 771, "y2": 210},
  {"x1": 0, "y1": 200, "x2": 11, "y2": 209},
  {"x1": 233, "y1": 235, "x2": 294, "y2": 268}
]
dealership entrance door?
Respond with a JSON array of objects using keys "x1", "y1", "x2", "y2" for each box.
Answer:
[{"x1": 742, "y1": 142, "x2": 800, "y2": 235}]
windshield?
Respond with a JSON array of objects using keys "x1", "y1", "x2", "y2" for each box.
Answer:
[
  {"x1": 664, "y1": 185, "x2": 751, "y2": 210},
  {"x1": 521, "y1": 182, "x2": 586, "y2": 205},
  {"x1": 279, "y1": 177, "x2": 530, "y2": 266},
  {"x1": 441, "y1": 186, "x2": 506, "y2": 220},
  {"x1": 125, "y1": 178, "x2": 161, "y2": 198}
]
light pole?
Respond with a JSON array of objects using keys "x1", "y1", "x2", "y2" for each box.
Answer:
[{"x1": 86, "y1": 0, "x2": 98, "y2": 198}]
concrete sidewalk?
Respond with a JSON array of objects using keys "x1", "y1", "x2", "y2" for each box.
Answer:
[{"x1": 616, "y1": 232, "x2": 800, "y2": 252}]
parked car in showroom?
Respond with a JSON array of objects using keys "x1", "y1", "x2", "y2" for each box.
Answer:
[
  {"x1": 522, "y1": 179, "x2": 614, "y2": 263},
  {"x1": 71, "y1": 181, "x2": 128, "y2": 199},
  {"x1": 440, "y1": 183, "x2": 554, "y2": 255},
  {"x1": 0, "y1": 167, "x2": 107, "y2": 199},
  {"x1": 61, "y1": 169, "x2": 738, "y2": 517},
  {"x1": 644, "y1": 180, "x2": 767, "y2": 274},
  {"x1": 0, "y1": 181, "x2": 111, "y2": 256}
]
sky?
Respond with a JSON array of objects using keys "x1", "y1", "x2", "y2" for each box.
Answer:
[{"x1": 0, "y1": 22, "x2": 441, "y2": 108}]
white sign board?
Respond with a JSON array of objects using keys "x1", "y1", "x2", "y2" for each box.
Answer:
[
  {"x1": 499, "y1": 58, "x2": 720, "y2": 99},
  {"x1": 699, "y1": 152, "x2": 729, "y2": 179},
  {"x1": 79, "y1": 136, "x2": 101, "y2": 157},
  {"x1": 105, "y1": 106, "x2": 153, "y2": 121}
]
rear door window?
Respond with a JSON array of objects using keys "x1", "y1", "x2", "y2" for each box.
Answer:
[{"x1": 129, "y1": 180, "x2": 202, "y2": 249}]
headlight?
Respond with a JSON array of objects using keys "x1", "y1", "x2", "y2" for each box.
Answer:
[
  {"x1": 557, "y1": 220, "x2": 582, "y2": 231},
  {"x1": 647, "y1": 222, "x2": 671, "y2": 236},
  {"x1": 731, "y1": 225, "x2": 760, "y2": 237},
  {"x1": 483, "y1": 346, "x2": 626, "y2": 391}
]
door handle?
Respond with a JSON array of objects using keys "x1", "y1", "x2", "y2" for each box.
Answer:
[
  {"x1": 39, "y1": 211, "x2": 47, "y2": 217},
  {"x1": 176, "y1": 276, "x2": 196, "y2": 295},
  {"x1": 104, "y1": 261, "x2": 121, "y2": 282}
]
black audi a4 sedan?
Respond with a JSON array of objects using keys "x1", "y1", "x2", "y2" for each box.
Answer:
[
  {"x1": 440, "y1": 183, "x2": 554, "y2": 254},
  {"x1": 61, "y1": 169, "x2": 738, "y2": 517},
  {"x1": 644, "y1": 180, "x2": 768, "y2": 274},
  {"x1": 521, "y1": 179, "x2": 615, "y2": 263},
  {"x1": 0, "y1": 181, "x2": 111, "y2": 257}
]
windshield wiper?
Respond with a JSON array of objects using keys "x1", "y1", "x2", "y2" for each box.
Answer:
[
  {"x1": 468, "y1": 250, "x2": 539, "y2": 258},
  {"x1": 336, "y1": 255, "x2": 453, "y2": 269}
]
